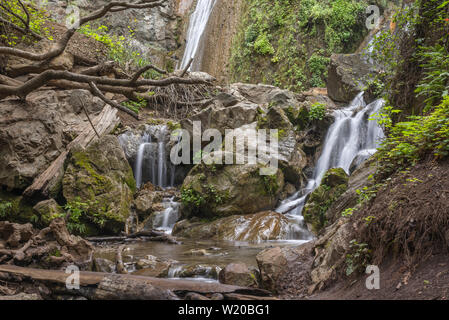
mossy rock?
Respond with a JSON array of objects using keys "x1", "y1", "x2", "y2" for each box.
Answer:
[
  {"x1": 0, "y1": 191, "x2": 35, "y2": 224},
  {"x1": 62, "y1": 135, "x2": 135, "y2": 234},
  {"x1": 180, "y1": 152, "x2": 284, "y2": 220},
  {"x1": 303, "y1": 168, "x2": 349, "y2": 234},
  {"x1": 322, "y1": 168, "x2": 349, "y2": 187},
  {"x1": 33, "y1": 199, "x2": 64, "y2": 226}
]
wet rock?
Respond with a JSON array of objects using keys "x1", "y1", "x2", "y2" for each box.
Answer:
[
  {"x1": 33, "y1": 199, "x2": 64, "y2": 226},
  {"x1": 173, "y1": 211, "x2": 292, "y2": 241},
  {"x1": 303, "y1": 168, "x2": 349, "y2": 234},
  {"x1": 93, "y1": 258, "x2": 115, "y2": 273},
  {"x1": 180, "y1": 152, "x2": 284, "y2": 219},
  {"x1": 218, "y1": 263, "x2": 259, "y2": 288},
  {"x1": 280, "y1": 183, "x2": 297, "y2": 200},
  {"x1": 186, "y1": 249, "x2": 209, "y2": 256},
  {"x1": 0, "y1": 90, "x2": 104, "y2": 191},
  {"x1": 171, "y1": 264, "x2": 221, "y2": 279},
  {"x1": 62, "y1": 135, "x2": 136, "y2": 234},
  {"x1": 133, "y1": 189, "x2": 164, "y2": 220},
  {"x1": 327, "y1": 53, "x2": 374, "y2": 103},
  {"x1": 133, "y1": 255, "x2": 174, "y2": 278}
]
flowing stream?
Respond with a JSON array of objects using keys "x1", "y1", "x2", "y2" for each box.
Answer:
[
  {"x1": 277, "y1": 93, "x2": 385, "y2": 235},
  {"x1": 179, "y1": 0, "x2": 216, "y2": 70}
]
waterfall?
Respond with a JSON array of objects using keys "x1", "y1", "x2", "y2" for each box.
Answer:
[
  {"x1": 153, "y1": 197, "x2": 181, "y2": 234},
  {"x1": 120, "y1": 125, "x2": 177, "y2": 189},
  {"x1": 180, "y1": 0, "x2": 216, "y2": 70},
  {"x1": 277, "y1": 93, "x2": 385, "y2": 238}
]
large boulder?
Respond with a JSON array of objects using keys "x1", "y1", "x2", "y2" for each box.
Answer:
[
  {"x1": 62, "y1": 135, "x2": 136, "y2": 234},
  {"x1": 181, "y1": 100, "x2": 260, "y2": 138},
  {"x1": 0, "y1": 90, "x2": 104, "y2": 191},
  {"x1": 172, "y1": 211, "x2": 292, "y2": 241},
  {"x1": 219, "y1": 263, "x2": 259, "y2": 287},
  {"x1": 229, "y1": 83, "x2": 304, "y2": 107},
  {"x1": 327, "y1": 53, "x2": 373, "y2": 103},
  {"x1": 256, "y1": 242, "x2": 314, "y2": 294},
  {"x1": 303, "y1": 168, "x2": 349, "y2": 234},
  {"x1": 257, "y1": 106, "x2": 307, "y2": 186},
  {"x1": 308, "y1": 219, "x2": 352, "y2": 293},
  {"x1": 180, "y1": 155, "x2": 284, "y2": 219}
]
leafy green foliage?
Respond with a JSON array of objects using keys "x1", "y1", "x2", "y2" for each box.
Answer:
[
  {"x1": 345, "y1": 240, "x2": 371, "y2": 276},
  {"x1": 121, "y1": 96, "x2": 147, "y2": 114},
  {"x1": 377, "y1": 97, "x2": 449, "y2": 175},
  {"x1": 253, "y1": 33, "x2": 275, "y2": 55},
  {"x1": 63, "y1": 198, "x2": 88, "y2": 235},
  {"x1": 341, "y1": 207, "x2": 354, "y2": 217},
  {"x1": 309, "y1": 102, "x2": 326, "y2": 121},
  {"x1": 230, "y1": 0, "x2": 375, "y2": 91},
  {"x1": 415, "y1": 44, "x2": 449, "y2": 109},
  {"x1": 0, "y1": 0, "x2": 52, "y2": 46},
  {"x1": 78, "y1": 24, "x2": 161, "y2": 78},
  {"x1": 0, "y1": 201, "x2": 13, "y2": 218},
  {"x1": 308, "y1": 52, "x2": 330, "y2": 87}
]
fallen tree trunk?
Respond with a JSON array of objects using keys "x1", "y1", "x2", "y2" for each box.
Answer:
[
  {"x1": 0, "y1": 265, "x2": 273, "y2": 300},
  {"x1": 23, "y1": 104, "x2": 119, "y2": 200},
  {"x1": 86, "y1": 230, "x2": 181, "y2": 245}
]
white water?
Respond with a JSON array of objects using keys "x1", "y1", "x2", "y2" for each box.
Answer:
[
  {"x1": 277, "y1": 93, "x2": 385, "y2": 237},
  {"x1": 132, "y1": 125, "x2": 177, "y2": 189},
  {"x1": 153, "y1": 197, "x2": 181, "y2": 234},
  {"x1": 179, "y1": 0, "x2": 216, "y2": 70}
]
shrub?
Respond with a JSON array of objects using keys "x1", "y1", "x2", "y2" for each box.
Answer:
[
  {"x1": 377, "y1": 96, "x2": 449, "y2": 175},
  {"x1": 309, "y1": 102, "x2": 326, "y2": 121}
]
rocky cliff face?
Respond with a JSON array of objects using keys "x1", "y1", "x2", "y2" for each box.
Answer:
[{"x1": 197, "y1": 0, "x2": 245, "y2": 82}]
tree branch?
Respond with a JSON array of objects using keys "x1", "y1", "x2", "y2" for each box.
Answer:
[
  {"x1": 0, "y1": 0, "x2": 167, "y2": 62},
  {"x1": 88, "y1": 81, "x2": 139, "y2": 119}
]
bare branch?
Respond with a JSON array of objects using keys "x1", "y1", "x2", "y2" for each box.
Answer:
[
  {"x1": 88, "y1": 81, "x2": 139, "y2": 119},
  {"x1": 130, "y1": 64, "x2": 168, "y2": 82},
  {"x1": 0, "y1": 69, "x2": 211, "y2": 99},
  {"x1": 0, "y1": 0, "x2": 167, "y2": 62},
  {"x1": 180, "y1": 58, "x2": 193, "y2": 77},
  {"x1": 78, "y1": 96, "x2": 100, "y2": 138}
]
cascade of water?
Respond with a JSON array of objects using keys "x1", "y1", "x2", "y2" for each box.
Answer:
[
  {"x1": 134, "y1": 132, "x2": 151, "y2": 189},
  {"x1": 179, "y1": 0, "x2": 216, "y2": 70},
  {"x1": 277, "y1": 93, "x2": 385, "y2": 239},
  {"x1": 153, "y1": 197, "x2": 180, "y2": 234},
  {"x1": 127, "y1": 125, "x2": 178, "y2": 189}
]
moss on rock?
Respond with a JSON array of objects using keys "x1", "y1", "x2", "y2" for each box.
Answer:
[
  {"x1": 303, "y1": 168, "x2": 349, "y2": 234},
  {"x1": 62, "y1": 135, "x2": 135, "y2": 234},
  {"x1": 180, "y1": 155, "x2": 284, "y2": 220}
]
